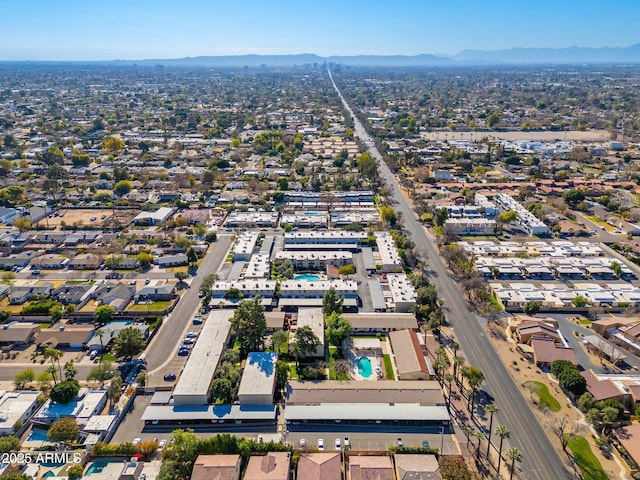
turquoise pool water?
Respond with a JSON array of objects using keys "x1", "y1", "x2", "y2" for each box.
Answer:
[
  {"x1": 27, "y1": 428, "x2": 49, "y2": 442},
  {"x1": 357, "y1": 356, "x2": 373, "y2": 378},
  {"x1": 86, "y1": 459, "x2": 121, "y2": 476},
  {"x1": 294, "y1": 273, "x2": 320, "y2": 282}
]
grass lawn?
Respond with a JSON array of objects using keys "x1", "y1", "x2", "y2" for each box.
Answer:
[
  {"x1": 127, "y1": 300, "x2": 173, "y2": 312},
  {"x1": 383, "y1": 354, "x2": 395, "y2": 380},
  {"x1": 567, "y1": 436, "x2": 608, "y2": 480},
  {"x1": 585, "y1": 215, "x2": 615, "y2": 232},
  {"x1": 289, "y1": 364, "x2": 298, "y2": 379},
  {"x1": 489, "y1": 295, "x2": 504, "y2": 311},
  {"x1": 328, "y1": 348, "x2": 349, "y2": 381},
  {"x1": 100, "y1": 353, "x2": 117, "y2": 362},
  {"x1": 579, "y1": 318, "x2": 592, "y2": 325},
  {"x1": 0, "y1": 299, "x2": 22, "y2": 314},
  {"x1": 524, "y1": 381, "x2": 561, "y2": 412}
]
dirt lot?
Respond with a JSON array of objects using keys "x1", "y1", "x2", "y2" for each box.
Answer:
[
  {"x1": 420, "y1": 130, "x2": 611, "y2": 142},
  {"x1": 37, "y1": 208, "x2": 138, "y2": 229}
]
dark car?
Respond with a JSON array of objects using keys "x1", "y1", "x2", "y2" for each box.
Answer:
[
  {"x1": 177, "y1": 348, "x2": 190, "y2": 356},
  {"x1": 163, "y1": 373, "x2": 177, "y2": 381}
]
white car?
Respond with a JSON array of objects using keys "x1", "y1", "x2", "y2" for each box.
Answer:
[
  {"x1": 299, "y1": 438, "x2": 306, "y2": 448},
  {"x1": 317, "y1": 438, "x2": 324, "y2": 451},
  {"x1": 158, "y1": 439, "x2": 167, "y2": 450},
  {"x1": 344, "y1": 437, "x2": 350, "y2": 448},
  {"x1": 132, "y1": 438, "x2": 141, "y2": 446},
  {"x1": 334, "y1": 438, "x2": 341, "y2": 450}
]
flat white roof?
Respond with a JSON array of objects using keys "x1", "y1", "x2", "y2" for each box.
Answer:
[
  {"x1": 141, "y1": 404, "x2": 276, "y2": 421},
  {"x1": 172, "y1": 310, "x2": 233, "y2": 405},
  {"x1": 0, "y1": 391, "x2": 39, "y2": 433},
  {"x1": 296, "y1": 308, "x2": 324, "y2": 343},
  {"x1": 237, "y1": 352, "x2": 278, "y2": 399},
  {"x1": 285, "y1": 403, "x2": 450, "y2": 421}
]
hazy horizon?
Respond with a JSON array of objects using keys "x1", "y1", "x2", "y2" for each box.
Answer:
[{"x1": 0, "y1": 0, "x2": 638, "y2": 61}]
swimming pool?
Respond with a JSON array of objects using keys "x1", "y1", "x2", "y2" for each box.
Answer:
[
  {"x1": 27, "y1": 428, "x2": 49, "y2": 442},
  {"x1": 294, "y1": 273, "x2": 320, "y2": 282},
  {"x1": 357, "y1": 356, "x2": 373, "y2": 378},
  {"x1": 85, "y1": 459, "x2": 121, "y2": 476}
]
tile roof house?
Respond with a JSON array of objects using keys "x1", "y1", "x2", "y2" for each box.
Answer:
[
  {"x1": 394, "y1": 454, "x2": 442, "y2": 480},
  {"x1": 297, "y1": 453, "x2": 341, "y2": 480},
  {"x1": 244, "y1": 452, "x2": 290, "y2": 480},
  {"x1": 349, "y1": 455, "x2": 394, "y2": 480},
  {"x1": 51, "y1": 284, "x2": 93, "y2": 305},
  {"x1": 582, "y1": 370, "x2": 626, "y2": 403},
  {"x1": 530, "y1": 337, "x2": 578, "y2": 368},
  {"x1": 614, "y1": 424, "x2": 640, "y2": 469},
  {"x1": 68, "y1": 253, "x2": 103, "y2": 270},
  {"x1": 190, "y1": 454, "x2": 241, "y2": 480},
  {"x1": 0, "y1": 322, "x2": 41, "y2": 347},
  {"x1": 91, "y1": 283, "x2": 135, "y2": 312}
]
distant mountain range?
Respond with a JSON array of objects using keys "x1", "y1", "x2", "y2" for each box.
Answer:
[
  {"x1": 6, "y1": 45, "x2": 640, "y2": 67},
  {"x1": 107, "y1": 45, "x2": 640, "y2": 67}
]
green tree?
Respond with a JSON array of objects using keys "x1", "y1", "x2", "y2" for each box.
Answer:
[
  {"x1": 523, "y1": 301, "x2": 540, "y2": 316},
  {"x1": 611, "y1": 261, "x2": 622, "y2": 278},
  {"x1": 159, "y1": 429, "x2": 199, "y2": 480},
  {"x1": 49, "y1": 380, "x2": 80, "y2": 404},
  {"x1": 357, "y1": 152, "x2": 378, "y2": 181},
  {"x1": 48, "y1": 417, "x2": 80, "y2": 446},
  {"x1": 0, "y1": 436, "x2": 20, "y2": 453},
  {"x1": 434, "y1": 207, "x2": 449, "y2": 228},
  {"x1": 271, "y1": 330, "x2": 288, "y2": 354},
  {"x1": 44, "y1": 347, "x2": 63, "y2": 385},
  {"x1": 498, "y1": 210, "x2": 517, "y2": 223},
  {"x1": 87, "y1": 362, "x2": 115, "y2": 386},
  {"x1": 322, "y1": 287, "x2": 344, "y2": 316},
  {"x1": 496, "y1": 425, "x2": 510, "y2": 473},
  {"x1": 562, "y1": 188, "x2": 586, "y2": 206},
  {"x1": 95, "y1": 304, "x2": 115, "y2": 325},
  {"x1": 103, "y1": 136, "x2": 125, "y2": 152},
  {"x1": 64, "y1": 360, "x2": 77, "y2": 381},
  {"x1": 67, "y1": 464, "x2": 84, "y2": 480},
  {"x1": 107, "y1": 374, "x2": 123, "y2": 406},
  {"x1": 438, "y1": 456, "x2": 472, "y2": 480},
  {"x1": 113, "y1": 327, "x2": 146, "y2": 359},
  {"x1": 506, "y1": 447, "x2": 522, "y2": 480},
  {"x1": 39, "y1": 145, "x2": 64, "y2": 165},
  {"x1": 379, "y1": 205, "x2": 397, "y2": 226},
  {"x1": 325, "y1": 312, "x2": 352, "y2": 346},
  {"x1": 175, "y1": 271, "x2": 189, "y2": 284},
  {"x1": 210, "y1": 377, "x2": 234, "y2": 403},
  {"x1": 136, "y1": 251, "x2": 154, "y2": 269},
  {"x1": 292, "y1": 325, "x2": 320, "y2": 360},
  {"x1": 113, "y1": 180, "x2": 132, "y2": 197},
  {"x1": 105, "y1": 254, "x2": 123, "y2": 274},
  {"x1": 572, "y1": 295, "x2": 589, "y2": 308},
  {"x1": 186, "y1": 246, "x2": 198, "y2": 265},
  {"x1": 230, "y1": 297, "x2": 267, "y2": 355},
  {"x1": 486, "y1": 404, "x2": 499, "y2": 457},
  {"x1": 13, "y1": 368, "x2": 34, "y2": 389}
]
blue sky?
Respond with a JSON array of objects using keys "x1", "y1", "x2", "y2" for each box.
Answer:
[{"x1": 0, "y1": 0, "x2": 638, "y2": 60}]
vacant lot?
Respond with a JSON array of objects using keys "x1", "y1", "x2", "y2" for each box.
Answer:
[
  {"x1": 420, "y1": 130, "x2": 610, "y2": 142},
  {"x1": 38, "y1": 209, "x2": 138, "y2": 229}
]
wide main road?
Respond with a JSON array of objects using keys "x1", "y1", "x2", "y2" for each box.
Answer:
[{"x1": 329, "y1": 68, "x2": 571, "y2": 479}]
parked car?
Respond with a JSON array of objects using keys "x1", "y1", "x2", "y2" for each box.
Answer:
[
  {"x1": 158, "y1": 439, "x2": 167, "y2": 450},
  {"x1": 31, "y1": 269, "x2": 41, "y2": 275},
  {"x1": 344, "y1": 437, "x2": 350, "y2": 448},
  {"x1": 185, "y1": 332, "x2": 198, "y2": 338},
  {"x1": 334, "y1": 438, "x2": 341, "y2": 450},
  {"x1": 192, "y1": 317, "x2": 203, "y2": 325},
  {"x1": 132, "y1": 438, "x2": 141, "y2": 446},
  {"x1": 317, "y1": 438, "x2": 324, "y2": 451},
  {"x1": 182, "y1": 338, "x2": 195, "y2": 345},
  {"x1": 163, "y1": 373, "x2": 176, "y2": 381},
  {"x1": 397, "y1": 438, "x2": 403, "y2": 447},
  {"x1": 422, "y1": 440, "x2": 430, "y2": 448},
  {"x1": 299, "y1": 439, "x2": 306, "y2": 448},
  {"x1": 177, "y1": 348, "x2": 190, "y2": 356}
]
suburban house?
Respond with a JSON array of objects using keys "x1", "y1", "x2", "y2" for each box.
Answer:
[
  {"x1": 132, "y1": 207, "x2": 176, "y2": 226},
  {"x1": 90, "y1": 283, "x2": 135, "y2": 312},
  {"x1": 0, "y1": 322, "x2": 41, "y2": 348},
  {"x1": 51, "y1": 284, "x2": 93, "y2": 305},
  {"x1": 134, "y1": 284, "x2": 176, "y2": 303},
  {"x1": 349, "y1": 455, "x2": 394, "y2": 480},
  {"x1": 244, "y1": 452, "x2": 290, "y2": 480},
  {"x1": 297, "y1": 453, "x2": 341, "y2": 480},
  {"x1": 68, "y1": 253, "x2": 102, "y2": 270},
  {"x1": 153, "y1": 254, "x2": 188, "y2": 268},
  {"x1": 8, "y1": 283, "x2": 54, "y2": 305},
  {"x1": 30, "y1": 254, "x2": 68, "y2": 270},
  {"x1": 190, "y1": 455, "x2": 242, "y2": 480},
  {"x1": 394, "y1": 454, "x2": 442, "y2": 480},
  {"x1": 530, "y1": 337, "x2": 578, "y2": 368},
  {"x1": 36, "y1": 325, "x2": 95, "y2": 350},
  {"x1": 614, "y1": 424, "x2": 640, "y2": 470},
  {"x1": 0, "y1": 251, "x2": 39, "y2": 270}
]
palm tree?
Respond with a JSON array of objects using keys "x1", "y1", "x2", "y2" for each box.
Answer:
[
  {"x1": 475, "y1": 430, "x2": 485, "y2": 458},
  {"x1": 95, "y1": 329, "x2": 105, "y2": 362},
  {"x1": 444, "y1": 373, "x2": 454, "y2": 409},
  {"x1": 486, "y1": 404, "x2": 499, "y2": 457},
  {"x1": 43, "y1": 347, "x2": 62, "y2": 386},
  {"x1": 454, "y1": 356, "x2": 465, "y2": 384},
  {"x1": 496, "y1": 425, "x2": 511, "y2": 473},
  {"x1": 463, "y1": 426, "x2": 474, "y2": 447},
  {"x1": 506, "y1": 447, "x2": 522, "y2": 480}
]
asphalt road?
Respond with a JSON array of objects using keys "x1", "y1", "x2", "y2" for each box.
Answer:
[
  {"x1": 329, "y1": 68, "x2": 572, "y2": 479},
  {"x1": 145, "y1": 235, "x2": 233, "y2": 381}
]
